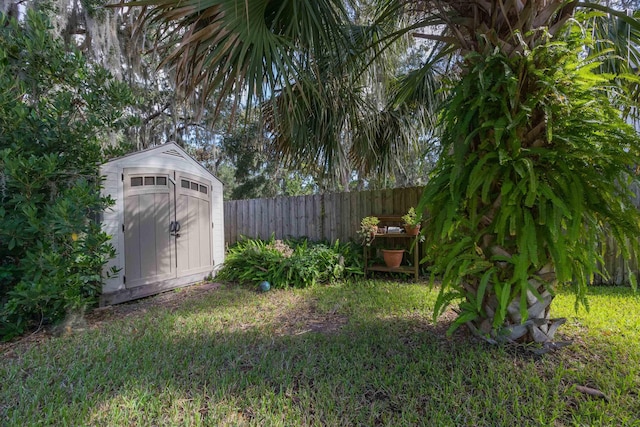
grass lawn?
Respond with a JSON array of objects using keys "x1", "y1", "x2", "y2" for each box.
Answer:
[{"x1": 1, "y1": 280, "x2": 639, "y2": 426}]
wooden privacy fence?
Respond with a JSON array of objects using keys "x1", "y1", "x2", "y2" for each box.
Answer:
[
  {"x1": 224, "y1": 186, "x2": 424, "y2": 245},
  {"x1": 223, "y1": 185, "x2": 639, "y2": 285},
  {"x1": 593, "y1": 184, "x2": 640, "y2": 285}
]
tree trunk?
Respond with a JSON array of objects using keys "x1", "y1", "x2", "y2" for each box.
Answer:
[{"x1": 469, "y1": 273, "x2": 566, "y2": 344}]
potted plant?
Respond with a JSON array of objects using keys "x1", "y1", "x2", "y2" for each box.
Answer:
[
  {"x1": 402, "y1": 207, "x2": 421, "y2": 236},
  {"x1": 381, "y1": 249, "x2": 405, "y2": 268},
  {"x1": 357, "y1": 216, "x2": 380, "y2": 246}
]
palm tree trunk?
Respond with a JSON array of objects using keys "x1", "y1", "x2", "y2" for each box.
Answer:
[{"x1": 468, "y1": 270, "x2": 565, "y2": 344}]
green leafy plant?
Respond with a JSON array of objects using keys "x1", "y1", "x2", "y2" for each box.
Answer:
[
  {"x1": 401, "y1": 207, "x2": 421, "y2": 227},
  {"x1": 0, "y1": 11, "x2": 132, "y2": 339},
  {"x1": 357, "y1": 216, "x2": 380, "y2": 246},
  {"x1": 217, "y1": 237, "x2": 363, "y2": 288}
]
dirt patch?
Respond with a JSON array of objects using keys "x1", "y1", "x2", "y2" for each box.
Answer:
[
  {"x1": 0, "y1": 282, "x2": 223, "y2": 356},
  {"x1": 271, "y1": 299, "x2": 348, "y2": 336},
  {"x1": 428, "y1": 309, "x2": 478, "y2": 344},
  {"x1": 0, "y1": 331, "x2": 53, "y2": 360},
  {"x1": 85, "y1": 282, "x2": 222, "y2": 326}
]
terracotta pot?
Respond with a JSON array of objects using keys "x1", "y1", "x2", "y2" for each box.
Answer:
[
  {"x1": 404, "y1": 224, "x2": 421, "y2": 236},
  {"x1": 382, "y1": 249, "x2": 404, "y2": 268}
]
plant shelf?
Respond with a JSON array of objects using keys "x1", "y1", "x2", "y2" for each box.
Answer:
[{"x1": 363, "y1": 215, "x2": 421, "y2": 280}]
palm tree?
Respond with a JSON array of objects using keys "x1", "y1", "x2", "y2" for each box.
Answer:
[
  {"x1": 126, "y1": 0, "x2": 640, "y2": 347},
  {"x1": 127, "y1": 0, "x2": 435, "y2": 183},
  {"x1": 417, "y1": 3, "x2": 640, "y2": 346},
  {"x1": 403, "y1": 2, "x2": 640, "y2": 346}
]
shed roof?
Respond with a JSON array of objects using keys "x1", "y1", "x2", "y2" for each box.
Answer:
[{"x1": 103, "y1": 142, "x2": 223, "y2": 186}]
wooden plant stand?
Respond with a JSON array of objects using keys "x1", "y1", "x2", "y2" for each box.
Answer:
[{"x1": 363, "y1": 215, "x2": 420, "y2": 280}]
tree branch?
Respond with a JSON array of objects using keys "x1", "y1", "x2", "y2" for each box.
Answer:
[{"x1": 143, "y1": 102, "x2": 171, "y2": 124}]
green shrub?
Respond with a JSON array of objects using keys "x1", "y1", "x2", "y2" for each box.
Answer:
[
  {"x1": 0, "y1": 160, "x2": 118, "y2": 337},
  {"x1": 217, "y1": 237, "x2": 363, "y2": 288},
  {"x1": 0, "y1": 11, "x2": 132, "y2": 339}
]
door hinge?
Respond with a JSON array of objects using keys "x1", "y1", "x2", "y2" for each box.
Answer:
[
  {"x1": 121, "y1": 173, "x2": 124, "y2": 181},
  {"x1": 212, "y1": 222, "x2": 214, "y2": 229},
  {"x1": 122, "y1": 224, "x2": 125, "y2": 232},
  {"x1": 123, "y1": 275, "x2": 126, "y2": 285}
]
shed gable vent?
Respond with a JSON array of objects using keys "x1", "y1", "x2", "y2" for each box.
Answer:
[{"x1": 163, "y1": 149, "x2": 186, "y2": 159}]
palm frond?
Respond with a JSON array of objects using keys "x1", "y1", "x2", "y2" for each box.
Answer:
[{"x1": 121, "y1": 0, "x2": 350, "y2": 110}]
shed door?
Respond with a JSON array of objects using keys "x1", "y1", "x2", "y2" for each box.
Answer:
[
  {"x1": 176, "y1": 172, "x2": 214, "y2": 277},
  {"x1": 123, "y1": 169, "x2": 176, "y2": 287},
  {"x1": 123, "y1": 168, "x2": 213, "y2": 288}
]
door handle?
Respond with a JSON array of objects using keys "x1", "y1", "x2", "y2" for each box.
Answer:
[{"x1": 170, "y1": 221, "x2": 181, "y2": 238}]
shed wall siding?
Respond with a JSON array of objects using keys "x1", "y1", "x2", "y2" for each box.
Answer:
[
  {"x1": 100, "y1": 162, "x2": 125, "y2": 293},
  {"x1": 211, "y1": 181, "x2": 225, "y2": 268}
]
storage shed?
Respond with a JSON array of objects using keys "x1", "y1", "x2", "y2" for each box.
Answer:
[{"x1": 100, "y1": 142, "x2": 224, "y2": 305}]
